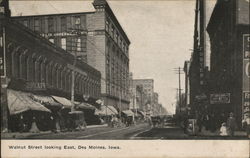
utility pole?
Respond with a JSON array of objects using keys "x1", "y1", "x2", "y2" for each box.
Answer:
[
  {"x1": 178, "y1": 67, "x2": 181, "y2": 108},
  {"x1": 68, "y1": 24, "x2": 87, "y2": 112},
  {"x1": 174, "y1": 67, "x2": 184, "y2": 113}
]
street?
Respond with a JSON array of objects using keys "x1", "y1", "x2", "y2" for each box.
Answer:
[
  {"x1": 3, "y1": 123, "x2": 248, "y2": 140},
  {"x1": 7, "y1": 123, "x2": 151, "y2": 140}
]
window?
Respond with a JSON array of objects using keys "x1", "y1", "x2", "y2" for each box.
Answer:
[
  {"x1": 34, "y1": 19, "x2": 40, "y2": 32},
  {"x1": 41, "y1": 19, "x2": 45, "y2": 32},
  {"x1": 48, "y1": 18, "x2": 54, "y2": 32},
  {"x1": 61, "y1": 38, "x2": 66, "y2": 50},
  {"x1": 111, "y1": 26, "x2": 114, "y2": 37},
  {"x1": 115, "y1": 32, "x2": 118, "y2": 43},
  {"x1": 75, "y1": 16, "x2": 81, "y2": 25},
  {"x1": 76, "y1": 38, "x2": 81, "y2": 52},
  {"x1": 105, "y1": 20, "x2": 109, "y2": 32},
  {"x1": 61, "y1": 17, "x2": 67, "y2": 32},
  {"x1": 49, "y1": 38, "x2": 54, "y2": 43},
  {"x1": 23, "y1": 20, "x2": 28, "y2": 27}
]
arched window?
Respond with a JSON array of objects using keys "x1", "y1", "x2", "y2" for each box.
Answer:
[
  {"x1": 61, "y1": 67, "x2": 66, "y2": 90},
  {"x1": 47, "y1": 62, "x2": 53, "y2": 87},
  {"x1": 57, "y1": 66, "x2": 62, "y2": 89},
  {"x1": 68, "y1": 71, "x2": 72, "y2": 93},
  {"x1": 11, "y1": 47, "x2": 20, "y2": 78},
  {"x1": 52, "y1": 64, "x2": 58, "y2": 88},
  {"x1": 35, "y1": 56, "x2": 43, "y2": 82},
  {"x1": 64, "y1": 70, "x2": 70, "y2": 92},
  {"x1": 26, "y1": 55, "x2": 32, "y2": 81},
  {"x1": 31, "y1": 54, "x2": 37, "y2": 82},
  {"x1": 41, "y1": 58, "x2": 47, "y2": 83},
  {"x1": 75, "y1": 73, "x2": 80, "y2": 94},
  {"x1": 20, "y1": 50, "x2": 28, "y2": 80}
]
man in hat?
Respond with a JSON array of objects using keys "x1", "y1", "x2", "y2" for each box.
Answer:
[
  {"x1": 242, "y1": 112, "x2": 250, "y2": 138},
  {"x1": 227, "y1": 112, "x2": 237, "y2": 136}
]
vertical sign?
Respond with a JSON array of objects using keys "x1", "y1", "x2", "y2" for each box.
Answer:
[
  {"x1": 0, "y1": 26, "x2": 5, "y2": 77},
  {"x1": 242, "y1": 34, "x2": 250, "y2": 116}
]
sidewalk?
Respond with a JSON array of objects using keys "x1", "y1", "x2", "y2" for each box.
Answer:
[
  {"x1": 1, "y1": 124, "x2": 108, "y2": 139},
  {"x1": 197, "y1": 128, "x2": 248, "y2": 138}
]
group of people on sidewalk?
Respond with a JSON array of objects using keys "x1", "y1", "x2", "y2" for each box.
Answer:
[
  {"x1": 181, "y1": 110, "x2": 250, "y2": 138},
  {"x1": 220, "y1": 112, "x2": 250, "y2": 138}
]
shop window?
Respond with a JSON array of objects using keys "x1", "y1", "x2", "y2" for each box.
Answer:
[{"x1": 61, "y1": 38, "x2": 66, "y2": 50}]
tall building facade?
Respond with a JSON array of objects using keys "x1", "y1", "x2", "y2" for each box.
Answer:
[
  {"x1": 1, "y1": 13, "x2": 101, "y2": 131},
  {"x1": 132, "y1": 79, "x2": 154, "y2": 115},
  {"x1": 189, "y1": 0, "x2": 210, "y2": 114},
  {"x1": 13, "y1": 0, "x2": 131, "y2": 111},
  {"x1": 207, "y1": 0, "x2": 249, "y2": 125},
  {"x1": 152, "y1": 92, "x2": 159, "y2": 115},
  {"x1": 133, "y1": 79, "x2": 154, "y2": 104}
]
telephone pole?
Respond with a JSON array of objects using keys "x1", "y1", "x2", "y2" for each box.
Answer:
[
  {"x1": 67, "y1": 25, "x2": 88, "y2": 112},
  {"x1": 174, "y1": 67, "x2": 184, "y2": 112}
]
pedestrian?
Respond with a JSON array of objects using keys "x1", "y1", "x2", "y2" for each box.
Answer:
[
  {"x1": 227, "y1": 112, "x2": 237, "y2": 136},
  {"x1": 219, "y1": 122, "x2": 228, "y2": 136},
  {"x1": 242, "y1": 112, "x2": 250, "y2": 138},
  {"x1": 29, "y1": 116, "x2": 40, "y2": 133},
  {"x1": 19, "y1": 114, "x2": 25, "y2": 133}
]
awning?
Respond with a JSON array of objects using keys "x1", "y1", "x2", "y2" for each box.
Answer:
[
  {"x1": 30, "y1": 94, "x2": 62, "y2": 107},
  {"x1": 51, "y1": 96, "x2": 73, "y2": 109},
  {"x1": 7, "y1": 89, "x2": 51, "y2": 115},
  {"x1": 95, "y1": 105, "x2": 118, "y2": 115},
  {"x1": 137, "y1": 110, "x2": 146, "y2": 117},
  {"x1": 122, "y1": 110, "x2": 134, "y2": 116},
  {"x1": 77, "y1": 102, "x2": 96, "y2": 110}
]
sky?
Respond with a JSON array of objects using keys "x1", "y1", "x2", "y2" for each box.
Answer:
[{"x1": 9, "y1": 0, "x2": 216, "y2": 114}]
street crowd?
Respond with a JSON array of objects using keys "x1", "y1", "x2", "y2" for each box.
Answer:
[{"x1": 180, "y1": 110, "x2": 250, "y2": 138}]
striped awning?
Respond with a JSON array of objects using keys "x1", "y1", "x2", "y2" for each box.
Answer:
[
  {"x1": 30, "y1": 94, "x2": 62, "y2": 107},
  {"x1": 122, "y1": 110, "x2": 134, "y2": 116},
  {"x1": 7, "y1": 89, "x2": 51, "y2": 115},
  {"x1": 77, "y1": 102, "x2": 96, "y2": 110},
  {"x1": 51, "y1": 96, "x2": 73, "y2": 109},
  {"x1": 95, "y1": 105, "x2": 118, "y2": 116}
]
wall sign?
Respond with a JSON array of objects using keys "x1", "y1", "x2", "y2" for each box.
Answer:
[{"x1": 242, "y1": 34, "x2": 250, "y2": 117}]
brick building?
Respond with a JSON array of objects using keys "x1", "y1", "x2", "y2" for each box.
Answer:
[
  {"x1": 1, "y1": 8, "x2": 101, "y2": 131},
  {"x1": 207, "y1": 0, "x2": 249, "y2": 125},
  {"x1": 12, "y1": 0, "x2": 131, "y2": 111},
  {"x1": 132, "y1": 79, "x2": 154, "y2": 115}
]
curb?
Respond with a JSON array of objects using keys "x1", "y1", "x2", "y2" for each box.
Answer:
[{"x1": 1, "y1": 124, "x2": 109, "y2": 139}]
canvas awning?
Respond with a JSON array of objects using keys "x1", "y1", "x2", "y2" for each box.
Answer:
[
  {"x1": 95, "y1": 105, "x2": 118, "y2": 115},
  {"x1": 77, "y1": 102, "x2": 96, "y2": 110},
  {"x1": 137, "y1": 110, "x2": 146, "y2": 117},
  {"x1": 51, "y1": 96, "x2": 73, "y2": 109},
  {"x1": 122, "y1": 110, "x2": 134, "y2": 116},
  {"x1": 30, "y1": 94, "x2": 62, "y2": 107},
  {"x1": 7, "y1": 89, "x2": 51, "y2": 115}
]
